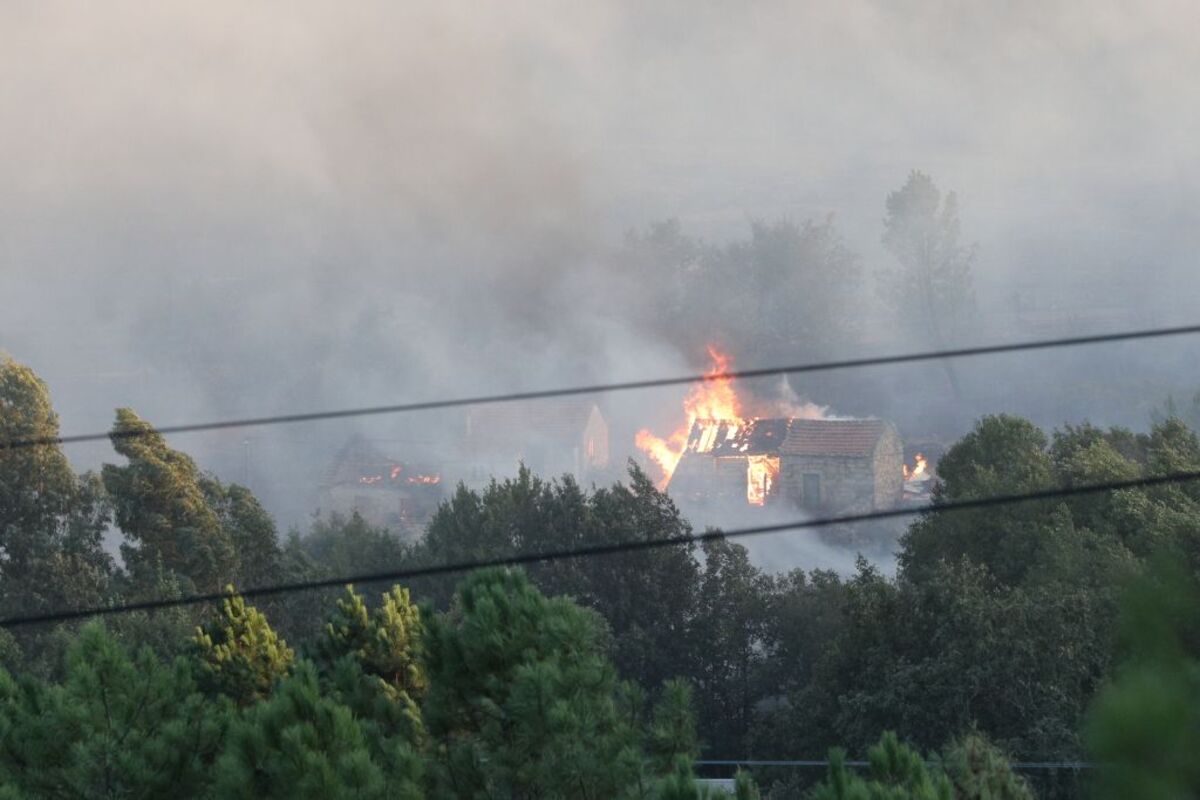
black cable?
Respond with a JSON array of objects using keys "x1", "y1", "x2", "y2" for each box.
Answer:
[
  {"x1": 4, "y1": 322, "x2": 1200, "y2": 451},
  {"x1": 3, "y1": 467, "x2": 1198, "y2": 629},
  {"x1": 696, "y1": 759, "x2": 1093, "y2": 771}
]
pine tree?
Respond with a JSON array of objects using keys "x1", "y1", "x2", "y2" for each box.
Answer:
[
  {"x1": 646, "y1": 679, "x2": 700, "y2": 776},
  {"x1": 313, "y1": 585, "x2": 427, "y2": 743},
  {"x1": 0, "y1": 623, "x2": 224, "y2": 798},
  {"x1": 193, "y1": 588, "x2": 294, "y2": 706},
  {"x1": 423, "y1": 568, "x2": 643, "y2": 798},
  {"x1": 213, "y1": 660, "x2": 422, "y2": 800},
  {"x1": 808, "y1": 733, "x2": 953, "y2": 800},
  {"x1": 934, "y1": 732, "x2": 1033, "y2": 800},
  {"x1": 732, "y1": 769, "x2": 761, "y2": 800}
]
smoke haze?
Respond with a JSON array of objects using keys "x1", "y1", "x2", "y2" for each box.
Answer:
[{"x1": 3, "y1": 1, "x2": 1199, "y2": 567}]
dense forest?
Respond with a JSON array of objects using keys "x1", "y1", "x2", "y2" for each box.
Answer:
[{"x1": 2, "y1": 352, "x2": 1199, "y2": 798}]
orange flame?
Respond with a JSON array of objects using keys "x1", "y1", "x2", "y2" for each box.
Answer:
[
  {"x1": 636, "y1": 346, "x2": 746, "y2": 490},
  {"x1": 407, "y1": 474, "x2": 441, "y2": 485},
  {"x1": 903, "y1": 453, "x2": 928, "y2": 481},
  {"x1": 746, "y1": 455, "x2": 780, "y2": 506}
]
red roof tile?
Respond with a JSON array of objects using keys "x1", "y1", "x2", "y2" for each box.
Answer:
[{"x1": 780, "y1": 419, "x2": 891, "y2": 457}]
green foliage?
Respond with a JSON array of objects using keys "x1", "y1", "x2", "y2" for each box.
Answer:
[
  {"x1": 0, "y1": 355, "x2": 76, "y2": 567},
  {"x1": 0, "y1": 357, "x2": 113, "y2": 656},
  {"x1": 901, "y1": 415, "x2": 1058, "y2": 586},
  {"x1": 934, "y1": 732, "x2": 1033, "y2": 800},
  {"x1": 733, "y1": 769, "x2": 762, "y2": 800},
  {"x1": 643, "y1": 757, "x2": 760, "y2": 800},
  {"x1": 808, "y1": 733, "x2": 952, "y2": 800},
  {"x1": 102, "y1": 408, "x2": 237, "y2": 593},
  {"x1": 423, "y1": 568, "x2": 642, "y2": 798},
  {"x1": 193, "y1": 588, "x2": 294, "y2": 706},
  {"x1": 213, "y1": 660, "x2": 422, "y2": 800},
  {"x1": 692, "y1": 536, "x2": 770, "y2": 757},
  {"x1": 782, "y1": 555, "x2": 1114, "y2": 761},
  {"x1": 1086, "y1": 557, "x2": 1200, "y2": 800},
  {"x1": 0, "y1": 623, "x2": 224, "y2": 798},
  {"x1": 313, "y1": 585, "x2": 427, "y2": 742},
  {"x1": 422, "y1": 464, "x2": 701, "y2": 691},
  {"x1": 298, "y1": 511, "x2": 411, "y2": 578},
  {"x1": 653, "y1": 757, "x2": 720, "y2": 800},
  {"x1": 316, "y1": 585, "x2": 426, "y2": 699},
  {"x1": 106, "y1": 559, "x2": 204, "y2": 661},
  {"x1": 204, "y1": 479, "x2": 283, "y2": 588},
  {"x1": 646, "y1": 679, "x2": 701, "y2": 775}
]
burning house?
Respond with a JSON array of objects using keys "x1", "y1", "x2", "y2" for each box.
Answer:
[
  {"x1": 460, "y1": 399, "x2": 610, "y2": 486},
  {"x1": 668, "y1": 418, "x2": 904, "y2": 512},
  {"x1": 637, "y1": 347, "x2": 909, "y2": 513},
  {"x1": 320, "y1": 436, "x2": 444, "y2": 539}
]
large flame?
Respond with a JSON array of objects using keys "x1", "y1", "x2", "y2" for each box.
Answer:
[
  {"x1": 636, "y1": 346, "x2": 746, "y2": 490},
  {"x1": 746, "y1": 455, "x2": 780, "y2": 506},
  {"x1": 903, "y1": 453, "x2": 928, "y2": 481}
]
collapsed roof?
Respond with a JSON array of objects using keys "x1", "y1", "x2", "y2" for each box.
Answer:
[{"x1": 684, "y1": 418, "x2": 892, "y2": 458}]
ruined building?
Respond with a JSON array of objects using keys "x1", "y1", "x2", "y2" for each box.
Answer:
[
  {"x1": 320, "y1": 436, "x2": 444, "y2": 539},
  {"x1": 668, "y1": 418, "x2": 904, "y2": 513}
]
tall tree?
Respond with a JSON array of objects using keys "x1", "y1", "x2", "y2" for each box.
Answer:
[
  {"x1": 808, "y1": 732, "x2": 953, "y2": 800},
  {"x1": 193, "y1": 589, "x2": 294, "y2": 707},
  {"x1": 213, "y1": 661, "x2": 423, "y2": 800},
  {"x1": 0, "y1": 357, "x2": 112, "y2": 624},
  {"x1": 0, "y1": 623, "x2": 224, "y2": 798},
  {"x1": 422, "y1": 568, "x2": 643, "y2": 798},
  {"x1": 312, "y1": 585, "x2": 427, "y2": 744},
  {"x1": 690, "y1": 538, "x2": 769, "y2": 759},
  {"x1": 879, "y1": 171, "x2": 976, "y2": 396},
  {"x1": 899, "y1": 414, "x2": 1058, "y2": 586},
  {"x1": 1087, "y1": 558, "x2": 1200, "y2": 800},
  {"x1": 102, "y1": 408, "x2": 236, "y2": 593},
  {"x1": 203, "y1": 479, "x2": 282, "y2": 588},
  {"x1": 420, "y1": 465, "x2": 701, "y2": 690}
]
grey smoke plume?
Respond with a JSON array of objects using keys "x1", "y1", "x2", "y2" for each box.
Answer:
[{"x1": 3, "y1": 1, "x2": 1198, "y2": 569}]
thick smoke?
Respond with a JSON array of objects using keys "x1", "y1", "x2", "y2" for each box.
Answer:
[{"x1": 3, "y1": 1, "x2": 1199, "y2": 569}]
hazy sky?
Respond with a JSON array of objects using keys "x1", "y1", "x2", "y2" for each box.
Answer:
[{"x1": 3, "y1": 0, "x2": 1199, "y2": 531}]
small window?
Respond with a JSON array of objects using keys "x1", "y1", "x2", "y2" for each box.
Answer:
[{"x1": 802, "y1": 473, "x2": 821, "y2": 510}]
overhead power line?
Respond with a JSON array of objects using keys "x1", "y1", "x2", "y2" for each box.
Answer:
[
  {"x1": 3, "y1": 467, "x2": 1198, "y2": 629},
  {"x1": 3, "y1": 322, "x2": 1200, "y2": 452},
  {"x1": 696, "y1": 759, "x2": 1093, "y2": 772}
]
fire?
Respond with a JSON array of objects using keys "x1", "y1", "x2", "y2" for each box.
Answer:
[
  {"x1": 746, "y1": 455, "x2": 780, "y2": 506},
  {"x1": 903, "y1": 453, "x2": 928, "y2": 481},
  {"x1": 407, "y1": 474, "x2": 441, "y2": 485},
  {"x1": 636, "y1": 346, "x2": 746, "y2": 490}
]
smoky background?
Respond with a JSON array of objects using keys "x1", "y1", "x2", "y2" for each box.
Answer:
[{"x1": 3, "y1": 0, "x2": 1199, "y2": 570}]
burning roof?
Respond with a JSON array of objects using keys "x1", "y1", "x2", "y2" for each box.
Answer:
[
  {"x1": 683, "y1": 417, "x2": 893, "y2": 459},
  {"x1": 683, "y1": 418, "x2": 790, "y2": 456}
]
